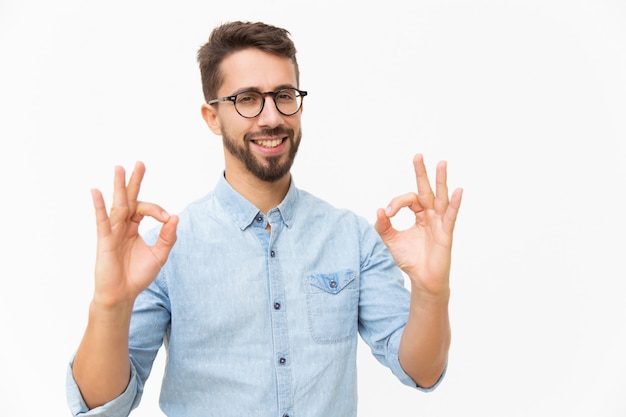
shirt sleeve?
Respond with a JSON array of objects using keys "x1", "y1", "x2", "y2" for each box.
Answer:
[
  {"x1": 355, "y1": 217, "x2": 446, "y2": 392},
  {"x1": 65, "y1": 358, "x2": 141, "y2": 417}
]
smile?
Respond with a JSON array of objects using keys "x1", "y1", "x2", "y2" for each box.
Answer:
[{"x1": 252, "y1": 138, "x2": 285, "y2": 148}]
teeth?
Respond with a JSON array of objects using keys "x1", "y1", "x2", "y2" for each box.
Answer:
[{"x1": 254, "y1": 138, "x2": 283, "y2": 148}]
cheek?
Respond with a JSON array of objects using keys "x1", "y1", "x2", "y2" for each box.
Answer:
[
  {"x1": 220, "y1": 117, "x2": 251, "y2": 142},
  {"x1": 290, "y1": 119, "x2": 302, "y2": 140},
  {"x1": 218, "y1": 116, "x2": 242, "y2": 138}
]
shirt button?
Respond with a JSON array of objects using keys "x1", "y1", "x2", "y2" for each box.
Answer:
[
  {"x1": 256, "y1": 216, "x2": 263, "y2": 222},
  {"x1": 274, "y1": 302, "x2": 281, "y2": 310},
  {"x1": 270, "y1": 250, "x2": 276, "y2": 257},
  {"x1": 329, "y1": 280, "x2": 337, "y2": 289},
  {"x1": 279, "y1": 357, "x2": 286, "y2": 364}
]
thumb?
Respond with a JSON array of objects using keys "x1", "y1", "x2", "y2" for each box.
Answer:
[
  {"x1": 151, "y1": 214, "x2": 179, "y2": 265},
  {"x1": 374, "y1": 208, "x2": 394, "y2": 239}
]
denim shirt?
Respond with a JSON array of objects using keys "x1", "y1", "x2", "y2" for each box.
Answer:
[{"x1": 66, "y1": 175, "x2": 443, "y2": 417}]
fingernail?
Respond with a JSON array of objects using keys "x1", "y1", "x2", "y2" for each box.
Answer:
[
  {"x1": 162, "y1": 210, "x2": 170, "y2": 219},
  {"x1": 385, "y1": 206, "x2": 392, "y2": 216}
]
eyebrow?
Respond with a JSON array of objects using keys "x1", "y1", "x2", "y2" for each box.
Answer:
[{"x1": 230, "y1": 84, "x2": 297, "y2": 96}]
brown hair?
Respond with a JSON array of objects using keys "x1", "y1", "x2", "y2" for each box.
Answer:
[{"x1": 197, "y1": 21, "x2": 299, "y2": 102}]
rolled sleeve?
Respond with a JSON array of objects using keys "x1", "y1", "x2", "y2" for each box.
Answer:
[
  {"x1": 370, "y1": 317, "x2": 447, "y2": 392},
  {"x1": 66, "y1": 358, "x2": 140, "y2": 417},
  {"x1": 389, "y1": 352, "x2": 447, "y2": 392}
]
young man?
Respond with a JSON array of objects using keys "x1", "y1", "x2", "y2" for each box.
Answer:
[{"x1": 67, "y1": 21, "x2": 463, "y2": 417}]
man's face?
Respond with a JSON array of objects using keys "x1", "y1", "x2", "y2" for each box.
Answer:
[{"x1": 206, "y1": 48, "x2": 302, "y2": 183}]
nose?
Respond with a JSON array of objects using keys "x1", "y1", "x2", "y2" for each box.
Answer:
[{"x1": 256, "y1": 96, "x2": 284, "y2": 127}]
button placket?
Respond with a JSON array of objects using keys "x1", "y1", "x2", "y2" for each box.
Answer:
[{"x1": 265, "y1": 220, "x2": 293, "y2": 413}]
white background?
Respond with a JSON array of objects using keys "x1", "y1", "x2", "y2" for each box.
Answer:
[{"x1": 1, "y1": 0, "x2": 625, "y2": 416}]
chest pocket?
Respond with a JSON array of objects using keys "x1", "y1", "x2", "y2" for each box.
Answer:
[{"x1": 305, "y1": 270, "x2": 358, "y2": 344}]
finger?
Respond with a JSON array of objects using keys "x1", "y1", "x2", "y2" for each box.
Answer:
[
  {"x1": 134, "y1": 201, "x2": 172, "y2": 224},
  {"x1": 434, "y1": 160, "x2": 450, "y2": 215},
  {"x1": 374, "y1": 207, "x2": 403, "y2": 246},
  {"x1": 110, "y1": 165, "x2": 130, "y2": 223},
  {"x1": 126, "y1": 162, "x2": 146, "y2": 213},
  {"x1": 91, "y1": 188, "x2": 111, "y2": 237},
  {"x1": 150, "y1": 214, "x2": 179, "y2": 266},
  {"x1": 384, "y1": 192, "x2": 423, "y2": 216},
  {"x1": 443, "y1": 187, "x2": 463, "y2": 235},
  {"x1": 413, "y1": 154, "x2": 435, "y2": 209},
  {"x1": 374, "y1": 207, "x2": 393, "y2": 237}
]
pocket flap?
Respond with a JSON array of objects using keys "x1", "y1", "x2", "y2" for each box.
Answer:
[{"x1": 307, "y1": 270, "x2": 356, "y2": 294}]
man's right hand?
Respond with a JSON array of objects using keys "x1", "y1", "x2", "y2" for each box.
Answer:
[{"x1": 91, "y1": 161, "x2": 178, "y2": 308}]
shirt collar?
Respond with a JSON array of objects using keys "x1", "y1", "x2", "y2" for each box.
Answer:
[{"x1": 214, "y1": 173, "x2": 298, "y2": 230}]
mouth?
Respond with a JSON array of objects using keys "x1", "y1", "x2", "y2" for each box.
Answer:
[{"x1": 251, "y1": 138, "x2": 285, "y2": 149}]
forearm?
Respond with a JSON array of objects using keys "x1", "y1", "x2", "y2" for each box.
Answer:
[
  {"x1": 398, "y1": 285, "x2": 451, "y2": 388},
  {"x1": 72, "y1": 300, "x2": 134, "y2": 409}
]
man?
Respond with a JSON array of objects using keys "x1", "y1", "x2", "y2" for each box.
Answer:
[{"x1": 67, "y1": 21, "x2": 463, "y2": 417}]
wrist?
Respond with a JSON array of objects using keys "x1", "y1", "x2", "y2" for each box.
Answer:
[
  {"x1": 409, "y1": 282, "x2": 450, "y2": 306},
  {"x1": 89, "y1": 296, "x2": 135, "y2": 323}
]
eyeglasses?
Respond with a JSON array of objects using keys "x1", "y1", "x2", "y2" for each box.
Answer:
[{"x1": 208, "y1": 88, "x2": 307, "y2": 118}]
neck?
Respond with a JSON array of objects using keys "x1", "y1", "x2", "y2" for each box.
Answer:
[{"x1": 224, "y1": 168, "x2": 291, "y2": 214}]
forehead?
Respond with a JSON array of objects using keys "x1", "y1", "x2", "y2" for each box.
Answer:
[{"x1": 218, "y1": 48, "x2": 297, "y2": 95}]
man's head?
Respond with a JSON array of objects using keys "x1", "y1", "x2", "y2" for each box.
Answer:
[{"x1": 198, "y1": 21, "x2": 304, "y2": 184}]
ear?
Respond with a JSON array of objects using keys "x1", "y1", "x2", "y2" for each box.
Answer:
[{"x1": 201, "y1": 103, "x2": 222, "y2": 135}]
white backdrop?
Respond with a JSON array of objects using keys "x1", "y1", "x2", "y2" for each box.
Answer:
[{"x1": 1, "y1": 0, "x2": 625, "y2": 416}]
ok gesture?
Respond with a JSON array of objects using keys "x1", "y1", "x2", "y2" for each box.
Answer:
[
  {"x1": 374, "y1": 154, "x2": 463, "y2": 295},
  {"x1": 91, "y1": 162, "x2": 179, "y2": 307}
]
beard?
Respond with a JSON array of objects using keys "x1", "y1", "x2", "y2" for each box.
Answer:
[{"x1": 222, "y1": 126, "x2": 301, "y2": 183}]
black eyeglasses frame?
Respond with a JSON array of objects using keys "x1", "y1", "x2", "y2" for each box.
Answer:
[{"x1": 208, "y1": 88, "x2": 308, "y2": 118}]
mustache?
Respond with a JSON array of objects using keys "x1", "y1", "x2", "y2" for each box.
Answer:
[{"x1": 245, "y1": 127, "x2": 293, "y2": 141}]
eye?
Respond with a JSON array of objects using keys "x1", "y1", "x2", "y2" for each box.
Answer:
[
  {"x1": 236, "y1": 92, "x2": 261, "y2": 105},
  {"x1": 276, "y1": 89, "x2": 296, "y2": 103}
]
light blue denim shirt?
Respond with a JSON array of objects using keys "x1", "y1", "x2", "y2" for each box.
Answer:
[{"x1": 67, "y1": 175, "x2": 444, "y2": 417}]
